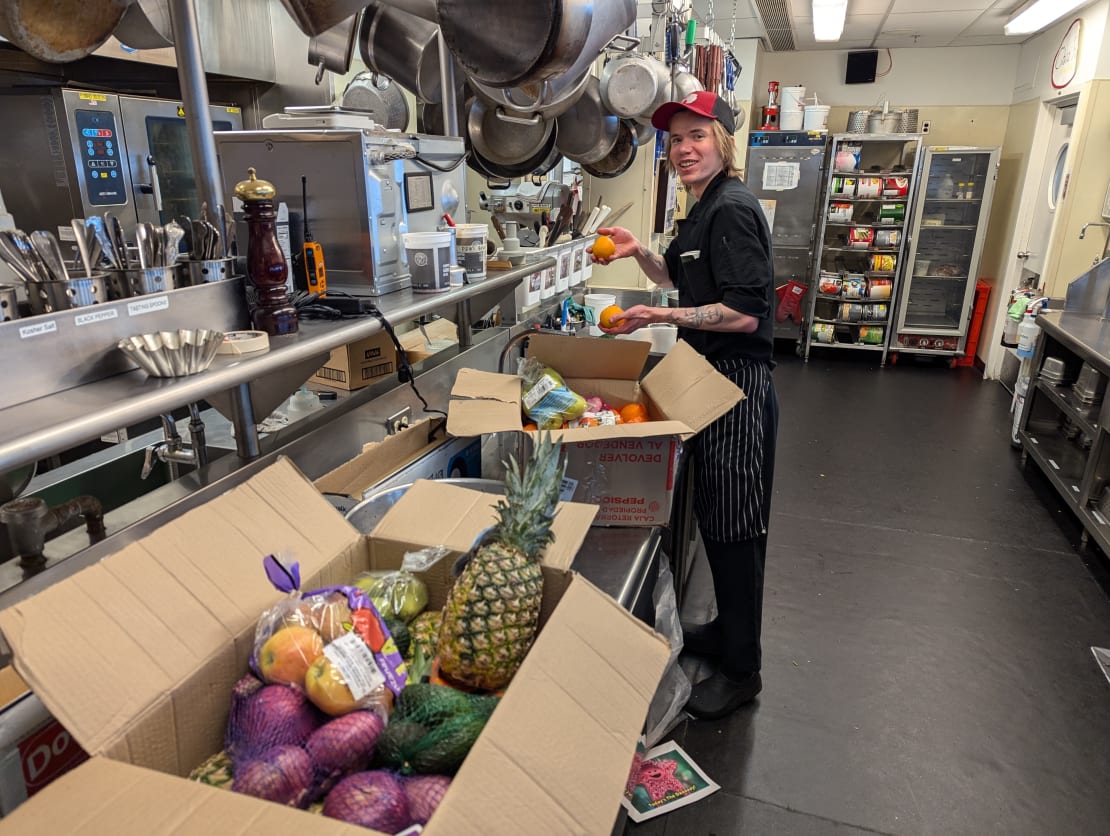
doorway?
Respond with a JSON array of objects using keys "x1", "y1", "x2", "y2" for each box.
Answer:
[{"x1": 986, "y1": 97, "x2": 1076, "y2": 387}]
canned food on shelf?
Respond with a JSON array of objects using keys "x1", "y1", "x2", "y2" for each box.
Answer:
[{"x1": 859, "y1": 325, "x2": 885, "y2": 345}]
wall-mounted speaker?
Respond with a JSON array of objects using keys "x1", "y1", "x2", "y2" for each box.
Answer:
[{"x1": 846, "y1": 50, "x2": 878, "y2": 84}]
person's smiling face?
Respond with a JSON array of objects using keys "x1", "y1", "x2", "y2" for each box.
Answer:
[{"x1": 668, "y1": 111, "x2": 723, "y2": 198}]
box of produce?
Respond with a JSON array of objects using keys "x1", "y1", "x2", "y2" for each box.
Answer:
[
  {"x1": 0, "y1": 452, "x2": 669, "y2": 835},
  {"x1": 446, "y1": 333, "x2": 745, "y2": 525}
]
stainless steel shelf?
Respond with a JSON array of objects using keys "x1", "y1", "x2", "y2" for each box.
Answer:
[
  {"x1": 0, "y1": 262, "x2": 545, "y2": 472},
  {"x1": 1034, "y1": 378, "x2": 1101, "y2": 438},
  {"x1": 1020, "y1": 428, "x2": 1085, "y2": 510},
  {"x1": 809, "y1": 341, "x2": 885, "y2": 351}
]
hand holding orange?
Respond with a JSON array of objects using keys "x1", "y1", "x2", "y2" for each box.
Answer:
[
  {"x1": 598, "y1": 304, "x2": 623, "y2": 329},
  {"x1": 592, "y1": 235, "x2": 616, "y2": 261}
]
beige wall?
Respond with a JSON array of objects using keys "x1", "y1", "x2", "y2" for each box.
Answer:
[
  {"x1": 976, "y1": 99, "x2": 1039, "y2": 357},
  {"x1": 1043, "y1": 79, "x2": 1110, "y2": 295}
]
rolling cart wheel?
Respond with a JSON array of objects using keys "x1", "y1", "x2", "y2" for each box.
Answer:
[
  {"x1": 889, "y1": 352, "x2": 898, "y2": 365},
  {"x1": 948, "y1": 357, "x2": 958, "y2": 369}
]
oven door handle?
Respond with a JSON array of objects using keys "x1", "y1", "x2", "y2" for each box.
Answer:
[{"x1": 136, "y1": 155, "x2": 164, "y2": 215}]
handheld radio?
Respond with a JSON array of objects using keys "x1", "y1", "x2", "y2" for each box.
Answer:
[{"x1": 301, "y1": 175, "x2": 326, "y2": 295}]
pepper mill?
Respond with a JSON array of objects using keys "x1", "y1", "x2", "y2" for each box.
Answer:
[{"x1": 234, "y1": 167, "x2": 298, "y2": 335}]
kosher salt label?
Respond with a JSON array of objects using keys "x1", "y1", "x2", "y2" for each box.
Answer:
[{"x1": 324, "y1": 631, "x2": 385, "y2": 701}]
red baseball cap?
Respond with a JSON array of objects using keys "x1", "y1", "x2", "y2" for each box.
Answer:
[{"x1": 651, "y1": 90, "x2": 736, "y2": 134}]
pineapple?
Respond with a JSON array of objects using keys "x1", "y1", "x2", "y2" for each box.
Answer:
[{"x1": 437, "y1": 433, "x2": 566, "y2": 691}]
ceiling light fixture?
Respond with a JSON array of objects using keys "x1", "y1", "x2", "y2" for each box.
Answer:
[
  {"x1": 812, "y1": 0, "x2": 848, "y2": 42},
  {"x1": 1004, "y1": 0, "x2": 1094, "y2": 36}
]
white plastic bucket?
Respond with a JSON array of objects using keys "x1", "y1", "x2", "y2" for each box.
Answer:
[
  {"x1": 454, "y1": 223, "x2": 488, "y2": 281},
  {"x1": 584, "y1": 292, "x2": 616, "y2": 336},
  {"x1": 803, "y1": 104, "x2": 830, "y2": 131},
  {"x1": 779, "y1": 86, "x2": 805, "y2": 130},
  {"x1": 403, "y1": 231, "x2": 453, "y2": 293}
]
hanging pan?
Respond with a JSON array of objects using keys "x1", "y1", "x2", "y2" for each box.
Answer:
[
  {"x1": 581, "y1": 119, "x2": 639, "y2": 179},
  {"x1": 555, "y1": 75, "x2": 620, "y2": 166},
  {"x1": 0, "y1": 0, "x2": 131, "y2": 63}
]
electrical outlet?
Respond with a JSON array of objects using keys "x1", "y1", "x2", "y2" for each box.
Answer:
[
  {"x1": 385, "y1": 407, "x2": 411, "y2": 436},
  {"x1": 921, "y1": 120, "x2": 931, "y2": 134}
]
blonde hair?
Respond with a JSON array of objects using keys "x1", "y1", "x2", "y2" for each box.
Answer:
[{"x1": 663, "y1": 119, "x2": 742, "y2": 178}]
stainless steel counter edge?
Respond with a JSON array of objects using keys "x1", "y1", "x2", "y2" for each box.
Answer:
[
  {"x1": 0, "y1": 262, "x2": 548, "y2": 472},
  {"x1": 1037, "y1": 311, "x2": 1110, "y2": 376}
]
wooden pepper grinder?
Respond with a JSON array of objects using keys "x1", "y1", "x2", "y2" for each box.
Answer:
[{"x1": 234, "y1": 167, "x2": 298, "y2": 335}]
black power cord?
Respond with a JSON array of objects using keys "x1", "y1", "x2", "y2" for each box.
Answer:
[{"x1": 365, "y1": 305, "x2": 448, "y2": 423}]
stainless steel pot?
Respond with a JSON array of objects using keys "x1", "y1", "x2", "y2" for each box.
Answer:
[
  {"x1": 556, "y1": 75, "x2": 620, "y2": 166},
  {"x1": 466, "y1": 97, "x2": 555, "y2": 167},
  {"x1": 308, "y1": 12, "x2": 361, "y2": 85},
  {"x1": 632, "y1": 68, "x2": 704, "y2": 127},
  {"x1": 438, "y1": 0, "x2": 595, "y2": 88},
  {"x1": 113, "y1": 0, "x2": 173, "y2": 50},
  {"x1": 471, "y1": 67, "x2": 591, "y2": 120},
  {"x1": 0, "y1": 0, "x2": 131, "y2": 63},
  {"x1": 599, "y1": 52, "x2": 670, "y2": 120},
  {"x1": 581, "y1": 119, "x2": 638, "y2": 179},
  {"x1": 630, "y1": 119, "x2": 656, "y2": 148},
  {"x1": 278, "y1": 0, "x2": 368, "y2": 37},
  {"x1": 0, "y1": 284, "x2": 20, "y2": 322},
  {"x1": 27, "y1": 274, "x2": 109, "y2": 315},
  {"x1": 359, "y1": 3, "x2": 442, "y2": 104},
  {"x1": 468, "y1": 132, "x2": 561, "y2": 180}
]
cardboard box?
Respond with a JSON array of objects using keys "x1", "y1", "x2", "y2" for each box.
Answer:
[
  {"x1": 0, "y1": 668, "x2": 88, "y2": 814},
  {"x1": 313, "y1": 418, "x2": 481, "y2": 503},
  {"x1": 0, "y1": 459, "x2": 670, "y2": 835},
  {"x1": 311, "y1": 331, "x2": 396, "y2": 390},
  {"x1": 447, "y1": 333, "x2": 745, "y2": 525},
  {"x1": 398, "y1": 318, "x2": 459, "y2": 364}
]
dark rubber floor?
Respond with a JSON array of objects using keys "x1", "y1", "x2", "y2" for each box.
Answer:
[{"x1": 627, "y1": 351, "x2": 1110, "y2": 835}]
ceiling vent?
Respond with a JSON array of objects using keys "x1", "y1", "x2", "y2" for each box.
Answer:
[{"x1": 753, "y1": 0, "x2": 796, "y2": 51}]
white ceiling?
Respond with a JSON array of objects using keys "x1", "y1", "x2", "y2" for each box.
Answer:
[{"x1": 668, "y1": 0, "x2": 1032, "y2": 51}]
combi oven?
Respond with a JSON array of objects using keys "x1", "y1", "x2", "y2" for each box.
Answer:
[{"x1": 0, "y1": 87, "x2": 242, "y2": 236}]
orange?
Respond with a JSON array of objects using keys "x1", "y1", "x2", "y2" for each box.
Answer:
[
  {"x1": 619, "y1": 403, "x2": 647, "y2": 423},
  {"x1": 592, "y1": 235, "x2": 616, "y2": 260},
  {"x1": 523, "y1": 422, "x2": 538, "y2": 431},
  {"x1": 598, "y1": 304, "x2": 623, "y2": 329}
]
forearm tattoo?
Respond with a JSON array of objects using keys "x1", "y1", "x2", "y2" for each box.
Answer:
[
  {"x1": 636, "y1": 244, "x2": 666, "y2": 273},
  {"x1": 668, "y1": 305, "x2": 724, "y2": 328}
]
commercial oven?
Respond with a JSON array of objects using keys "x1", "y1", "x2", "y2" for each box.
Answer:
[{"x1": 0, "y1": 88, "x2": 242, "y2": 236}]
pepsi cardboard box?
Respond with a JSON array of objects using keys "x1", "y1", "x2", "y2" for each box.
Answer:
[{"x1": 446, "y1": 333, "x2": 745, "y2": 525}]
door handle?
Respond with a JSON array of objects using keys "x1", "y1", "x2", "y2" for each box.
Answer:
[{"x1": 1017, "y1": 250, "x2": 1033, "y2": 260}]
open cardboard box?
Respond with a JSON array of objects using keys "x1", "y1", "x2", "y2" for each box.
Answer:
[
  {"x1": 0, "y1": 459, "x2": 670, "y2": 835},
  {"x1": 313, "y1": 418, "x2": 466, "y2": 503},
  {"x1": 447, "y1": 333, "x2": 745, "y2": 525}
]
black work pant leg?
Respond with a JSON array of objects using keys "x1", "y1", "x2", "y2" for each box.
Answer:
[{"x1": 701, "y1": 533, "x2": 767, "y2": 677}]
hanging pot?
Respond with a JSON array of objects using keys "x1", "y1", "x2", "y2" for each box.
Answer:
[
  {"x1": 0, "y1": 0, "x2": 131, "y2": 63},
  {"x1": 359, "y1": 3, "x2": 442, "y2": 104},
  {"x1": 581, "y1": 119, "x2": 638, "y2": 179},
  {"x1": 439, "y1": 0, "x2": 595, "y2": 88},
  {"x1": 555, "y1": 76, "x2": 620, "y2": 166},
  {"x1": 308, "y1": 11, "x2": 360, "y2": 85},
  {"x1": 633, "y1": 68, "x2": 704, "y2": 127},
  {"x1": 629, "y1": 119, "x2": 656, "y2": 148},
  {"x1": 466, "y1": 98, "x2": 555, "y2": 167},
  {"x1": 113, "y1": 0, "x2": 173, "y2": 50},
  {"x1": 599, "y1": 53, "x2": 670, "y2": 121},
  {"x1": 471, "y1": 67, "x2": 591, "y2": 121},
  {"x1": 278, "y1": 0, "x2": 369, "y2": 37},
  {"x1": 468, "y1": 131, "x2": 561, "y2": 180}
]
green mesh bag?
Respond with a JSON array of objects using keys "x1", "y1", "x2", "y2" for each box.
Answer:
[{"x1": 372, "y1": 683, "x2": 500, "y2": 775}]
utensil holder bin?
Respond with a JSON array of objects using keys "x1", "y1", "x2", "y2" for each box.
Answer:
[{"x1": 185, "y1": 258, "x2": 236, "y2": 285}]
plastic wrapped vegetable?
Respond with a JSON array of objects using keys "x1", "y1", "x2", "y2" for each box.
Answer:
[
  {"x1": 518, "y1": 356, "x2": 587, "y2": 430},
  {"x1": 355, "y1": 546, "x2": 445, "y2": 623}
]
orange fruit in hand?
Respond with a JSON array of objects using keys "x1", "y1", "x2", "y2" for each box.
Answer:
[
  {"x1": 598, "y1": 305, "x2": 623, "y2": 329},
  {"x1": 619, "y1": 403, "x2": 647, "y2": 423},
  {"x1": 592, "y1": 235, "x2": 616, "y2": 260}
]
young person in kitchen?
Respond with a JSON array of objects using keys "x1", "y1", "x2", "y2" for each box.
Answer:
[{"x1": 589, "y1": 90, "x2": 778, "y2": 720}]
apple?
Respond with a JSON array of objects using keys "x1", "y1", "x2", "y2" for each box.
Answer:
[
  {"x1": 258, "y1": 625, "x2": 325, "y2": 686},
  {"x1": 283, "y1": 593, "x2": 353, "y2": 643},
  {"x1": 304, "y1": 655, "x2": 359, "y2": 716}
]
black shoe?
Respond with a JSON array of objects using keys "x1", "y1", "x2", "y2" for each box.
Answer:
[
  {"x1": 685, "y1": 671, "x2": 762, "y2": 720},
  {"x1": 681, "y1": 620, "x2": 723, "y2": 657}
]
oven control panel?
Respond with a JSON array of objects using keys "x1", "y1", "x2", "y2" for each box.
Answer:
[{"x1": 74, "y1": 109, "x2": 125, "y2": 206}]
